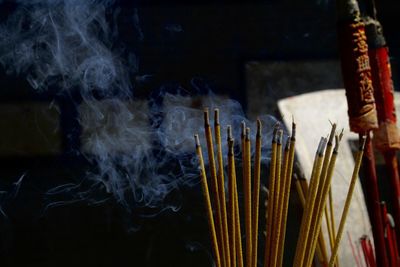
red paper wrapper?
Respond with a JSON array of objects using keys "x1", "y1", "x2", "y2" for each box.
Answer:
[
  {"x1": 369, "y1": 46, "x2": 400, "y2": 150},
  {"x1": 338, "y1": 19, "x2": 378, "y2": 133}
]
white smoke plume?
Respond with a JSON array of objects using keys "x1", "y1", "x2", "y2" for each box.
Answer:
[{"x1": 0, "y1": 0, "x2": 279, "y2": 214}]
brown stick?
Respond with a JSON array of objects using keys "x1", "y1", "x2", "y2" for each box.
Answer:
[
  {"x1": 276, "y1": 121, "x2": 297, "y2": 267},
  {"x1": 244, "y1": 127, "x2": 252, "y2": 267},
  {"x1": 293, "y1": 137, "x2": 327, "y2": 267},
  {"x1": 251, "y1": 120, "x2": 262, "y2": 267},
  {"x1": 304, "y1": 124, "x2": 337, "y2": 266},
  {"x1": 195, "y1": 134, "x2": 221, "y2": 267},
  {"x1": 295, "y1": 176, "x2": 328, "y2": 264},
  {"x1": 329, "y1": 136, "x2": 367, "y2": 267},
  {"x1": 264, "y1": 125, "x2": 279, "y2": 267},
  {"x1": 270, "y1": 134, "x2": 290, "y2": 267},
  {"x1": 307, "y1": 133, "x2": 342, "y2": 267},
  {"x1": 227, "y1": 126, "x2": 237, "y2": 267},
  {"x1": 214, "y1": 109, "x2": 231, "y2": 267},
  {"x1": 204, "y1": 109, "x2": 225, "y2": 266}
]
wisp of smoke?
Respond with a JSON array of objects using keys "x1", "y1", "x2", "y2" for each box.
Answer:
[
  {"x1": 0, "y1": 173, "x2": 25, "y2": 219},
  {"x1": 0, "y1": 1, "x2": 279, "y2": 215},
  {"x1": 0, "y1": 0, "x2": 129, "y2": 95}
]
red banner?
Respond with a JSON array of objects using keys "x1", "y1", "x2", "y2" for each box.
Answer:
[
  {"x1": 338, "y1": 19, "x2": 378, "y2": 133},
  {"x1": 369, "y1": 46, "x2": 400, "y2": 150}
]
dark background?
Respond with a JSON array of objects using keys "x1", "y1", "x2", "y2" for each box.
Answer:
[{"x1": 1, "y1": 0, "x2": 399, "y2": 266}]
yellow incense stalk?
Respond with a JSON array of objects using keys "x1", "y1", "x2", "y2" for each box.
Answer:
[
  {"x1": 227, "y1": 126, "x2": 244, "y2": 267},
  {"x1": 195, "y1": 134, "x2": 221, "y2": 267},
  {"x1": 328, "y1": 136, "x2": 367, "y2": 267},
  {"x1": 204, "y1": 109, "x2": 225, "y2": 266},
  {"x1": 306, "y1": 133, "x2": 342, "y2": 267},
  {"x1": 270, "y1": 133, "x2": 288, "y2": 267},
  {"x1": 215, "y1": 109, "x2": 231, "y2": 267},
  {"x1": 244, "y1": 127, "x2": 253, "y2": 267},
  {"x1": 328, "y1": 189, "x2": 335, "y2": 248},
  {"x1": 304, "y1": 124, "x2": 337, "y2": 266},
  {"x1": 235, "y1": 169, "x2": 244, "y2": 267},
  {"x1": 276, "y1": 121, "x2": 297, "y2": 267},
  {"x1": 227, "y1": 128, "x2": 237, "y2": 267},
  {"x1": 293, "y1": 137, "x2": 327, "y2": 267},
  {"x1": 251, "y1": 119, "x2": 262, "y2": 267},
  {"x1": 328, "y1": 188, "x2": 340, "y2": 267},
  {"x1": 227, "y1": 125, "x2": 244, "y2": 267},
  {"x1": 325, "y1": 204, "x2": 335, "y2": 251},
  {"x1": 295, "y1": 176, "x2": 328, "y2": 264},
  {"x1": 264, "y1": 124, "x2": 280, "y2": 267}
]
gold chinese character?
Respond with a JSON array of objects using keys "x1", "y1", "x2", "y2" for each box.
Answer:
[
  {"x1": 353, "y1": 29, "x2": 368, "y2": 54},
  {"x1": 356, "y1": 54, "x2": 370, "y2": 72},
  {"x1": 359, "y1": 73, "x2": 374, "y2": 103},
  {"x1": 350, "y1": 20, "x2": 364, "y2": 29}
]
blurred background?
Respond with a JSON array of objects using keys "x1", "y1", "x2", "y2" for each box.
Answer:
[{"x1": 0, "y1": 0, "x2": 400, "y2": 266}]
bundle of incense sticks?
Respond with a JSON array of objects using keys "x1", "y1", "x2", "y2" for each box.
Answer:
[{"x1": 194, "y1": 108, "x2": 366, "y2": 267}]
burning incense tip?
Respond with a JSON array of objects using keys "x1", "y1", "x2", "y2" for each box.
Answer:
[
  {"x1": 291, "y1": 121, "x2": 296, "y2": 140},
  {"x1": 276, "y1": 130, "x2": 283, "y2": 144},
  {"x1": 228, "y1": 138, "x2": 234, "y2": 155},
  {"x1": 228, "y1": 137, "x2": 234, "y2": 146},
  {"x1": 274, "y1": 121, "x2": 281, "y2": 131},
  {"x1": 241, "y1": 121, "x2": 246, "y2": 137},
  {"x1": 245, "y1": 127, "x2": 251, "y2": 140},
  {"x1": 285, "y1": 136, "x2": 291, "y2": 151},
  {"x1": 272, "y1": 126, "x2": 279, "y2": 144},
  {"x1": 256, "y1": 119, "x2": 262, "y2": 136},
  {"x1": 204, "y1": 109, "x2": 210, "y2": 125},
  {"x1": 317, "y1": 137, "x2": 327, "y2": 156},
  {"x1": 214, "y1": 108, "x2": 220, "y2": 125},
  {"x1": 194, "y1": 134, "x2": 200, "y2": 147},
  {"x1": 227, "y1": 125, "x2": 232, "y2": 140}
]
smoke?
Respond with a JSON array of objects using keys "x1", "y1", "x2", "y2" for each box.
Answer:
[
  {"x1": 0, "y1": 0, "x2": 130, "y2": 95},
  {"x1": 0, "y1": 1, "x2": 278, "y2": 215},
  {"x1": 0, "y1": 173, "x2": 25, "y2": 219},
  {"x1": 0, "y1": 173, "x2": 25, "y2": 256}
]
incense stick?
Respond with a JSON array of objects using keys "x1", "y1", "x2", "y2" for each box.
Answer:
[
  {"x1": 264, "y1": 124, "x2": 279, "y2": 267},
  {"x1": 195, "y1": 134, "x2": 221, "y2": 267},
  {"x1": 328, "y1": 135, "x2": 367, "y2": 267},
  {"x1": 295, "y1": 175, "x2": 328, "y2": 264},
  {"x1": 228, "y1": 125, "x2": 244, "y2": 267},
  {"x1": 269, "y1": 129, "x2": 283, "y2": 267},
  {"x1": 330, "y1": 130, "x2": 344, "y2": 267},
  {"x1": 325, "y1": 197, "x2": 335, "y2": 251},
  {"x1": 276, "y1": 121, "x2": 296, "y2": 267},
  {"x1": 270, "y1": 135, "x2": 290, "y2": 267},
  {"x1": 251, "y1": 119, "x2": 262, "y2": 267},
  {"x1": 304, "y1": 124, "x2": 337, "y2": 266},
  {"x1": 307, "y1": 133, "x2": 341, "y2": 267},
  {"x1": 328, "y1": 188, "x2": 336, "y2": 246},
  {"x1": 203, "y1": 109, "x2": 225, "y2": 267},
  {"x1": 244, "y1": 127, "x2": 252, "y2": 267},
  {"x1": 234, "y1": 167, "x2": 244, "y2": 267},
  {"x1": 227, "y1": 126, "x2": 236, "y2": 267},
  {"x1": 197, "y1": 111, "x2": 363, "y2": 267},
  {"x1": 215, "y1": 109, "x2": 231, "y2": 267},
  {"x1": 293, "y1": 137, "x2": 327, "y2": 267},
  {"x1": 227, "y1": 126, "x2": 244, "y2": 267}
]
